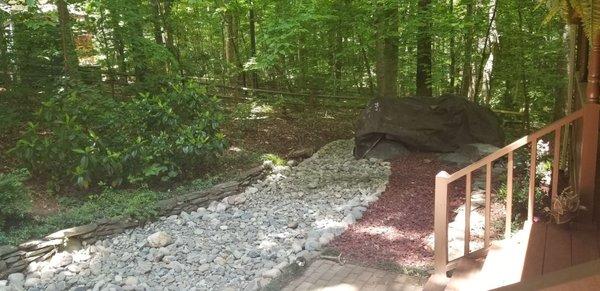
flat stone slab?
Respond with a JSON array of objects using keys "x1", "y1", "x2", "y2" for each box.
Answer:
[{"x1": 283, "y1": 260, "x2": 426, "y2": 291}]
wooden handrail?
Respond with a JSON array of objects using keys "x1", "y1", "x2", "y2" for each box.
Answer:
[
  {"x1": 445, "y1": 109, "x2": 585, "y2": 183},
  {"x1": 433, "y1": 103, "x2": 600, "y2": 276}
]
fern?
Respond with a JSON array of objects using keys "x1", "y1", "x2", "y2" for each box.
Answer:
[{"x1": 540, "y1": 0, "x2": 600, "y2": 38}]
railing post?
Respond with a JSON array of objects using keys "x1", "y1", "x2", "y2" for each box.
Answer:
[
  {"x1": 528, "y1": 138, "x2": 537, "y2": 222},
  {"x1": 506, "y1": 151, "x2": 514, "y2": 239},
  {"x1": 485, "y1": 163, "x2": 492, "y2": 247},
  {"x1": 464, "y1": 172, "x2": 471, "y2": 255},
  {"x1": 434, "y1": 171, "x2": 450, "y2": 276},
  {"x1": 580, "y1": 104, "x2": 599, "y2": 221}
]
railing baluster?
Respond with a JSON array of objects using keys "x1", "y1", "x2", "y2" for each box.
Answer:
[
  {"x1": 434, "y1": 171, "x2": 450, "y2": 275},
  {"x1": 528, "y1": 138, "x2": 538, "y2": 222},
  {"x1": 485, "y1": 163, "x2": 492, "y2": 247},
  {"x1": 464, "y1": 172, "x2": 472, "y2": 255},
  {"x1": 505, "y1": 151, "x2": 514, "y2": 239},
  {"x1": 552, "y1": 128, "x2": 561, "y2": 206}
]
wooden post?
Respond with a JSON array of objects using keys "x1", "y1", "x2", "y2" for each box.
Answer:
[
  {"x1": 581, "y1": 32, "x2": 600, "y2": 221},
  {"x1": 528, "y1": 138, "x2": 537, "y2": 222},
  {"x1": 506, "y1": 151, "x2": 514, "y2": 238},
  {"x1": 587, "y1": 33, "x2": 600, "y2": 104},
  {"x1": 580, "y1": 104, "x2": 599, "y2": 221},
  {"x1": 485, "y1": 163, "x2": 492, "y2": 247},
  {"x1": 434, "y1": 171, "x2": 450, "y2": 275},
  {"x1": 552, "y1": 128, "x2": 562, "y2": 205},
  {"x1": 464, "y1": 172, "x2": 471, "y2": 256}
]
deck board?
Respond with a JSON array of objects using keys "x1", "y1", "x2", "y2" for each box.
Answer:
[
  {"x1": 445, "y1": 257, "x2": 484, "y2": 291},
  {"x1": 571, "y1": 227, "x2": 599, "y2": 265},
  {"x1": 442, "y1": 222, "x2": 600, "y2": 290},
  {"x1": 543, "y1": 224, "x2": 572, "y2": 274},
  {"x1": 521, "y1": 223, "x2": 547, "y2": 280}
]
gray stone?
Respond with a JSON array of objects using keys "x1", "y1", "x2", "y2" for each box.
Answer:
[
  {"x1": 49, "y1": 252, "x2": 73, "y2": 267},
  {"x1": 351, "y1": 207, "x2": 364, "y2": 220},
  {"x1": 0, "y1": 246, "x2": 18, "y2": 257},
  {"x1": 45, "y1": 224, "x2": 97, "y2": 240},
  {"x1": 304, "y1": 239, "x2": 319, "y2": 251},
  {"x1": 147, "y1": 231, "x2": 173, "y2": 248},
  {"x1": 7, "y1": 273, "x2": 24, "y2": 286},
  {"x1": 24, "y1": 277, "x2": 40, "y2": 287},
  {"x1": 123, "y1": 276, "x2": 138, "y2": 286},
  {"x1": 319, "y1": 232, "x2": 335, "y2": 246},
  {"x1": 262, "y1": 268, "x2": 281, "y2": 278},
  {"x1": 364, "y1": 140, "x2": 410, "y2": 160}
]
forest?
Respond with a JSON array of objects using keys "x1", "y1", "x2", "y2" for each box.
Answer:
[{"x1": 0, "y1": 0, "x2": 569, "y2": 244}]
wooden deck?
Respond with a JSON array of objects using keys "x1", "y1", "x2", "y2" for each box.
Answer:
[
  {"x1": 520, "y1": 222, "x2": 599, "y2": 280},
  {"x1": 435, "y1": 221, "x2": 600, "y2": 290}
]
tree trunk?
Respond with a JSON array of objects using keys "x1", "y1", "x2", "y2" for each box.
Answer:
[
  {"x1": 57, "y1": 0, "x2": 79, "y2": 79},
  {"x1": 151, "y1": 0, "x2": 164, "y2": 45},
  {"x1": 473, "y1": 0, "x2": 498, "y2": 103},
  {"x1": 460, "y1": 1, "x2": 474, "y2": 98},
  {"x1": 416, "y1": 0, "x2": 432, "y2": 97},
  {"x1": 248, "y1": 0, "x2": 258, "y2": 88},
  {"x1": 224, "y1": 7, "x2": 240, "y2": 89},
  {"x1": 0, "y1": 17, "x2": 10, "y2": 86},
  {"x1": 448, "y1": 0, "x2": 456, "y2": 93},
  {"x1": 375, "y1": 2, "x2": 399, "y2": 99},
  {"x1": 107, "y1": 7, "x2": 127, "y2": 82},
  {"x1": 162, "y1": 0, "x2": 181, "y2": 70}
]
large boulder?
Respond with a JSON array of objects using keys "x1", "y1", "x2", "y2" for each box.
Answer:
[{"x1": 354, "y1": 95, "x2": 504, "y2": 158}]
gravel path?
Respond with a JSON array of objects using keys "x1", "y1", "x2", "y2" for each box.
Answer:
[
  {"x1": 329, "y1": 154, "x2": 464, "y2": 269},
  {"x1": 4, "y1": 140, "x2": 390, "y2": 291}
]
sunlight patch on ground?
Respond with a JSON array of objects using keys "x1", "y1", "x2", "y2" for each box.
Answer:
[
  {"x1": 258, "y1": 239, "x2": 278, "y2": 251},
  {"x1": 354, "y1": 225, "x2": 403, "y2": 240},
  {"x1": 313, "y1": 218, "x2": 347, "y2": 232},
  {"x1": 317, "y1": 283, "x2": 359, "y2": 291}
]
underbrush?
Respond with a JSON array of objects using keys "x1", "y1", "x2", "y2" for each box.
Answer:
[
  {"x1": 0, "y1": 170, "x2": 31, "y2": 229},
  {"x1": 0, "y1": 188, "x2": 161, "y2": 245},
  {"x1": 11, "y1": 81, "x2": 226, "y2": 190}
]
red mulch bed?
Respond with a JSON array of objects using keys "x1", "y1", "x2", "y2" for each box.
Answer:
[{"x1": 329, "y1": 154, "x2": 465, "y2": 269}]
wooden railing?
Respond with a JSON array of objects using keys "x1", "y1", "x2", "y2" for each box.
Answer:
[{"x1": 433, "y1": 103, "x2": 600, "y2": 276}]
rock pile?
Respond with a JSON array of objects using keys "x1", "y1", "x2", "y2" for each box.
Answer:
[{"x1": 3, "y1": 140, "x2": 390, "y2": 291}]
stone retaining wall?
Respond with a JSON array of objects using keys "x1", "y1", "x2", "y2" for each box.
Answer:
[{"x1": 0, "y1": 166, "x2": 266, "y2": 279}]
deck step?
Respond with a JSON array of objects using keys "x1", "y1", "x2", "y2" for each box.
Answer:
[
  {"x1": 478, "y1": 238, "x2": 528, "y2": 289},
  {"x1": 444, "y1": 257, "x2": 484, "y2": 291}
]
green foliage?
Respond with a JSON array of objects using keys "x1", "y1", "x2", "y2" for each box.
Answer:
[
  {"x1": 0, "y1": 188, "x2": 161, "y2": 245},
  {"x1": 497, "y1": 178, "x2": 547, "y2": 218},
  {"x1": 12, "y1": 82, "x2": 226, "y2": 189},
  {"x1": 0, "y1": 169, "x2": 31, "y2": 229},
  {"x1": 262, "y1": 153, "x2": 287, "y2": 166}
]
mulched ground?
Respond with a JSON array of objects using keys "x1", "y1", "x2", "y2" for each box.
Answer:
[{"x1": 329, "y1": 154, "x2": 465, "y2": 269}]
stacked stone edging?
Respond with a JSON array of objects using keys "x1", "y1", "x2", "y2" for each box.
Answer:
[{"x1": 0, "y1": 166, "x2": 266, "y2": 279}]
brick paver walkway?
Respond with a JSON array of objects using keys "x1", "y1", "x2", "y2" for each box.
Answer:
[{"x1": 283, "y1": 260, "x2": 427, "y2": 291}]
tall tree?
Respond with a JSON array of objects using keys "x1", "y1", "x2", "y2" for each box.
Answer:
[
  {"x1": 56, "y1": 0, "x2": 79, "y2": 79},
  {"x1": 248, "y1": 0, "x2": 258, "y2": 88},
  {"x1": 375, "y1": 1, "x2": 399, "y2": 99},
  {"x1": 0, "y1": 13, "x2": 10, "y2": 86},
  {"x1": 460, "y1": 1, "x2": 475, "y2": 99},
  {"x1": 448, "y1": 0, "x2": 456, "y2": 93},
  {"x1": 416, "y1": 0, "x2": 432, "y2": 97},
  {"x1": 474, "y1": 0, "x2": 499, "y2": 103},
  {"x1": 151, "y1": 0, "x2": 164, "y2": 45}
]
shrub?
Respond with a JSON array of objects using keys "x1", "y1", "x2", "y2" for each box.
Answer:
[
  {"x1": 12, "y1": 82, "x2": 226, "y2": 189},
  {"x1": 0, "y1": 169, "x2": 31, "y2": 228}
]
